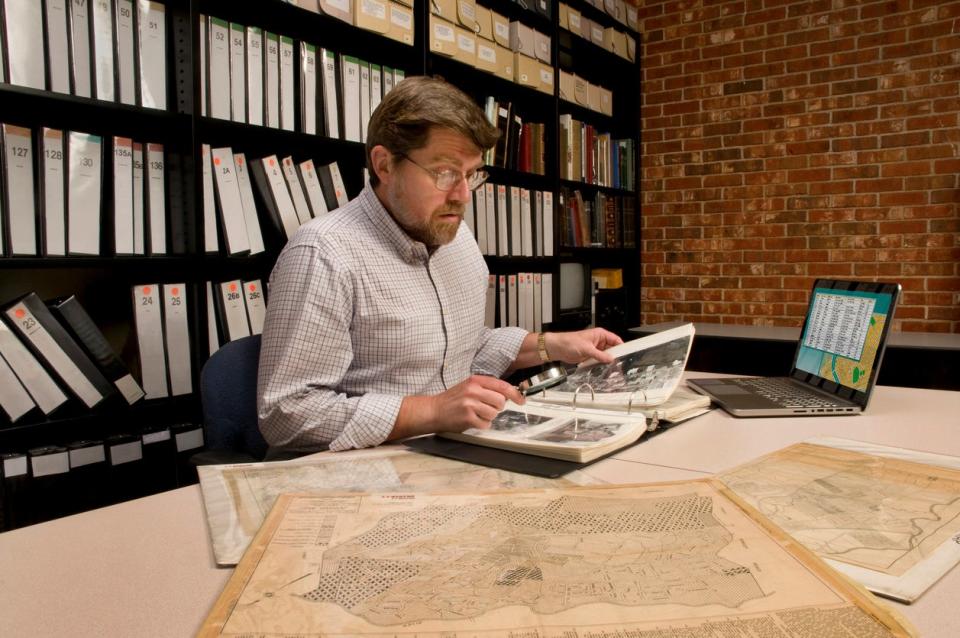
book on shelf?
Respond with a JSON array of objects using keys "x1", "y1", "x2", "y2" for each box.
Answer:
[{"x1": 439, "y1": 324, "x2": 701, "y2": 463}]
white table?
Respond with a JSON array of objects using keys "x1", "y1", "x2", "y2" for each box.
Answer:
[{"x1": 1, "y1": 379, "x2": 958, "y2": 637}]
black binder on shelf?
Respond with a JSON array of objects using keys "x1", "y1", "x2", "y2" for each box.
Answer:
[
  {"x1": 139, "y1": 424, "x2": 177, "y2": 494},
  {"x1": 171, "y1": 422, "x2": 204, "y2": 486},
  {"x1": 27, "y1": 444, "x2": 72, "y2": 524},
  {"x1": 65, "y1": 439, "x2": 108, "y2": 515},
  {"x1": 0, "y1": 451, "x2": 30, "y2": 531}
]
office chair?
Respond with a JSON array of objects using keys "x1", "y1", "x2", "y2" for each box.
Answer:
[{"x1": 195, "y1": 334, "x2": 269, "y2": 464}]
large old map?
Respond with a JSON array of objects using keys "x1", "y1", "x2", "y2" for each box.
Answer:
[
  {"x1": 719, "y1": 438, "x2": 960, "y2": 602},
  {"x1": 200, "y1": 481, "x2": 914, "y2": 637},
  {"x1": 198, "y1": 447, "x2": 595, "y2": 565}
]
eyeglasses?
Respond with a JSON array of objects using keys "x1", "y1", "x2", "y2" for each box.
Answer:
[{"x1": 397, "y1": 154, "x2": 488, "y2": 192}]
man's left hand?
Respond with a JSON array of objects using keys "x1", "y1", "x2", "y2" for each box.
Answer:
[{"x1": 545, "y1": 328, "x2": 623, "y2": 365}]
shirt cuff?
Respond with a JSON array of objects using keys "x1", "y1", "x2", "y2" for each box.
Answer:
[
  {"x1": 472, "y1": 326, "x2": 528, "y2": 378},
  {"x1": 328, "y1": 393, "x2": 404, "y2": 451}
]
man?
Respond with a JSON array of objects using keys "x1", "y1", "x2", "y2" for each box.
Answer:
[{"x1": 258, "y1": 76, "x2": 622, "y2": 455}]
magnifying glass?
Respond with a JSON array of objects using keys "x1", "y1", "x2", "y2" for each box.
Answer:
[{"x1": 517, "y1": 365, "x2": 567, "y2": 396}]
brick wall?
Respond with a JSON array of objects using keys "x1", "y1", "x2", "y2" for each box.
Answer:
[{"x1": 638, "y1": 0, "x2": 960, "y2": 332}]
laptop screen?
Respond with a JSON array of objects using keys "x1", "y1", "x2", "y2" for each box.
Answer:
[{"x1": 791, "y1": 280, "x2": 901, "y2": 406}]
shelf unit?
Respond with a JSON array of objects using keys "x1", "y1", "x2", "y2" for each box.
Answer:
[{"x1": 0, "y1": 0, "x2": 640, "y2": 522}]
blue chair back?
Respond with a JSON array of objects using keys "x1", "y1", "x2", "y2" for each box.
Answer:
[{"x1": 199, "y1": 334, "x2": 268, "y2": 462}]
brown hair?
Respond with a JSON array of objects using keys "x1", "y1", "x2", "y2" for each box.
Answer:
[{"x1": 365, "y1": 76, "x2": 500, "y2": 187}]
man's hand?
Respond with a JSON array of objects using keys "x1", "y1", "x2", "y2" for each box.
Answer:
[
  {"x1": 545, "y1": 327, "x2": 623, "y2": 365},
  {"x1": 390, "y1": 375, "x2": 524, "y2": 440}
]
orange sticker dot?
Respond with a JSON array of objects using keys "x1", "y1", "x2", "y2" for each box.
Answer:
[
  {"x1": 15, "y1": 308, "x2": 25, "y2": 319},
  {"x1": 269, "y1": 158, "x2": 275, "y2": 167},
  {"x1": 236, "y1": 156, "x2": 243, "y2": 166},
  {"x1": 248, "y1": 283, "x2": 257, "y2": 292},
  {"x1": 142, "y1": 286, "x2": 151, "y2": 294},
  {"x1": 229, "y1": 283, "x2": 238, "y2": 292},
  {"x1": 306, "y1": 161, "x2": 312, "y2": 169},
  {"x1": 171, "y1": 287, "x2": 179, "y2": 295},
  {"x1": 213, "y1": 157, "x2": 220, "y2": 166}
]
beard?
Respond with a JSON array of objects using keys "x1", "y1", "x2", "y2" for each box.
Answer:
[{"x1": 386, "y1": 180, "x2": 464, "y2": 247}]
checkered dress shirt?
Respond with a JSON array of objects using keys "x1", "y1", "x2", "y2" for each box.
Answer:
[{"x1": 257, "y1": 185, "x2": 527, "y2": 452}]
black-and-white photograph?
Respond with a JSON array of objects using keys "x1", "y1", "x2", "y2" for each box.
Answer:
[
  {"x1": 554, "y1": 336, "x2": 691, "y2": 394},
  {"x1": 531, "y1": 419, "x2": 621, "y2": 443},
  {"x1": 490, "y1": 410, "x2": 552, "y2": 432}
]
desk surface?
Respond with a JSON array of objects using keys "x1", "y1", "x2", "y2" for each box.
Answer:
[{"x1": 2, "y1": 378, "x2": 959, "y2": 637}]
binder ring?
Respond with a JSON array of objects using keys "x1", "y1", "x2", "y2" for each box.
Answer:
[
  {"x1": 625, "y1": 389, "x2": 647, "y2": 415},
  {"x1": 571, "y1": 383, "x2": 595, "y2": 411},
  {"x1": 647, "y1": 412, "x2": 660, "y2": 432}
]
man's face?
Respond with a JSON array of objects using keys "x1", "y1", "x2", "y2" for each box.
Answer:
[{"x1": 379, "y1": 128, "x2": 484, "y2": 248}]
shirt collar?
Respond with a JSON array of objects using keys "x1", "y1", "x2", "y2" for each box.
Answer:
[{"x1": 360, "y1": 185, "x2": 431, "y2": 264}]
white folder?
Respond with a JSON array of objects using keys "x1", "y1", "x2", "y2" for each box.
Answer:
[
  {"x1": 137, "y1": 0, "x2": 166, "y2": 109},
  {"x1": 200, "y1": 145, "x2": 218, "y2": 252},
  {"x1": 516, "y1": 272, "x2": 526, "y2": 332},
  {"x1": 67, "y1": 132, "x2": 102, "y2": 255},
  {"x1": 229, "y1": 23, "x2": 246, "y2": 122},
  {"x1": 115, "y1": 0, "x2": 136, "y2": 105},
  {"x1": 496, "y1": 184, "x2": 508, "y2": 256},
  {"x1": 282, "y1": 156, "x2": 312, "y2": 225},
  {"x1": 279, "y1": 35, "x2": 295, "y2": 131},
  {"x1": 207, "y1": 17, "x2": 230, "y2": 119},
  {"x1": 327, "y1": 161, "x2": 349, "y2": 207},
  {"x1": 369, "y1": 63, "x2": 382, "y2": 115},
  {"x1": 69, "y1": 0, "x2": 92, "y2": 97},
  {"x1": 534, "y1": 190, "x2": 543, "y2": 257},
  {"x1": 162, "y1": 284, "x2": 192, "y2": 396},
  {"x1": 382, "y1": 64, "x2": 394, "y2": 95},
  {"x1": 132, "y1": 284, "x2": 169, "y2": 399},
  {"x1": 541, "y1": 272, "x2": 553, "y2": 324},
  {"x1": 320, "y1": 48, "x2": 339, "y2": 138},
  {"x1": 198, "y1": 14, "x2": 207, "y2": 116},
  {"x1": 483, "y1": 183, "x2": 495, "y2": 255},
  {"x1": 520, "y1": 188, "x2": 533, "y2": 257},
  {"x1": 205, "y1": 282, "x2": 219, "y2": 355},
  {"x1": 300, "y1": 43, "x2": 317, "y2": 134},
  {"x1": 507, "y1": 274, "x2": 518, "y2": 327},
  {"x1": 218, "y1": 281, "x2": 251, "y2": 342},
  {"x1": 3, "y1": 0, "x2": 45, "y2": 89},
  {"x1": 112, "y1": 137, "x2": 135, "y2": 254},
  {"x1": 542, "y1": 190, "x2": 554, "y2": 256},
  {"x1": 245, "y1": 26, "x2": 264, "y2": 125},
  {"x1": 2, "y1": 124, "x2": 38, "y2": 255},
  {"x1": 533, "y1": 273, "x2": 543, "y2": 332},
  {"x1": 90, "y1": 0, "x2": 115, "y2": 100},
  {"x1": 242, "y1": 279, "x2": 266, "y2": 335},
  {"x1": 297, "y1": 159, "x2": 328, "y2": 218},
  {"x1": 132, "y1": 143, "x2": 145, "y2": 254},
  {"x1": 0, "y1": 348, "x2": 34, "y2": 422},
  {"x1": 358, "y1": 59, "x2": 371, "y2": 141},
  {"x1": 44, "y1": 0, "x2": 71, "y2": 94},
  {"x1": 210, "y1": 147, "x2": 250, "y2": 255},
  {"x1": 498, "y1": 275, "x2": 507, "y2": 328},
  {"x1": 0, "y1": 320, "x2": 67, "y2": 415},
  {"x1": 509, "y1": 186, "x2": 521, "y2": 257},
  {"x1": 146, "y1": 143, "x2": 166, "y2": 254},
  {"x1": 233, "y1": 153, "x2": 265, "y2": 254},
  {"x1": 260, "y1": 155, "x2": 300, "y2": 238},
  {"x1": 41, "y1": 128, "x2": 66, "y2": 256},
  {"x1": 341, "y1": 55, "x2": 361, "y2": 142},
  {"x1": 264, "y1": 32, "x2": 280, "y2": 128}
]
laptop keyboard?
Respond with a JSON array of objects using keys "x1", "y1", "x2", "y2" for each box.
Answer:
[{"x1": 731, "y1": 378, "x2": 844, "y2": 408}]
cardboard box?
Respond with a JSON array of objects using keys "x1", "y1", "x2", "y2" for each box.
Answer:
[
  {"x1": 533, "y1": 30, "x2": 551, "y2": 63},
  {"x1": 455, "y1": 0, "x2": 477, "y2": 33},
  {"x1": 475, "y1": 5, "x2": 493, "y2": 41},
  {"x1": 536, "y1": 61, "x2": 554, "y2": 95},
  {"x1": 574, "y1": 75, "x2": 590, "y2": 106},
  {"x1": 602, "y1": 27, "x2": 617, "y2": 53},
  {"x1": 430, "y1": 0, "x2": 456, "y2": 22},
  {"x1": 385, "y1": 1, "x2": 414, "y2": 45},
  {"x1": 603, "y1": 0, "x2": 620, "y2": 21},
  {"x1": 491, "y1": 10, "x2": 510, "y2": 47},
  {"x1": 612, "y1": 30, "x2": 628, "y2": 59},
  {"x1": 319, "y1": 0, "x2": 353, "y2": 24},
  {"x1": 429, "y1": 15, "x2": 457, "y2": 57},
  {"x1": 589, "y1": 20, "x2": 605, "y2": 47},
  {"x1": 567, "y1": 7, "x2": 582, "y2": 36},
  {"x1": 454, "y1": 26, "x2": 476, "y2": 66},
  {"x1": 559, "y1": 70, "x2": 575, "y2": 102},
  {"x1": 393, "y1": 0, "x2": 412, "y2": 6},
  {"x1": 494, "y1": 43, "x2": 513, "y2": 81},
  {"x1": 626, "y1": 34, "x2": 636, "y2": 61},
  {"x1": 354, "y1": 0, "x2": 389, "y2": 34},
  {"x1": 588, "y1": 82, "x2": 602, "y2": 112},
  {"x1": 599, "y1": 86, "x2": 612, "y2": 116},
  {"x1": 509, "y1": 20, "x2": 536, "y2": 57},
  {"x1": 513, "y1": 52, "x2": 539, "y2": 89},
  {"x1": 558, "y1": 2, "x2": 569, "y2": 30},
  {"x1": 615, "y1": 0, "x2": 628, "y2": 26},
  {"x1": 626, "y1": 5, "x2": 638, "y2": 30},
  {"x1": 475, "y1": 38, "x2": 498, "y2": 73}
]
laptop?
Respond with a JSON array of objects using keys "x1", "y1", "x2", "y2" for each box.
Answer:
[{"x1": 687, "y1": 279, "x2": 901, "y2": 417}]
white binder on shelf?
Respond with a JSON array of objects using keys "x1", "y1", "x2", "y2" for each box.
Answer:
[
  {"x1": 496, "y1": 184, "x2": 508, "y2": 256},
  {"x1": 2, "y1": 124, "x2": 38, "y2": 256},
  {"x1": 341, "y1": 55, "x2": 361, "y2": 142},
  {"x1": 542, "y1": 272, "x2": 553, "y2": 324},
  {"x1": 245, "y1": 26, "x2": 264, "y2": 125},
  {"x1": 232, "y1": 152, "x2": 265, "y2": 255},
  {"x1": 382, "y1": 64, "x2": 394, "y2": 95},
  {"x1": 300, "y1": 42, "x2": 317, "y2": 135},
  {"x1": 207, "y1": 17, "x2": 230, "y2": 119},
  {"x1": 509, "y1": 185, "x2": 521, "y2": 257},
  {"x1": 132, "y1": 143, "x2": 145, "y2": 254},
  {"x1": 44, "y1": 0, "x2": 71, "y2": 94},
  {"x1": 90, "y1": 0, "x2": 115, "y2": 100},
  {"x1": 279, "y1": 35, "x2": 295, "y2": 131},
  {"x1": 115, "y1": 0, "x2": 136, "y2": 105},
  {"x1": 542, "y1": 190, "x2": 554, "y2": 256},
  {"x1": 132, "y1": 284, "x2": 169, "y2": 399},
  {"x1": 198, "y1": 14, "x2": 207, "y2": 116},
  {"x1": 67, "y1": 132, "x2": 102, "y2": 255},
  {"x1": 205, "y1": 282, "x2": 219, "y2": 355},
  {"x1": 520, "y1": 188, "x2": 533, "y2": 257},
  {"x1": 68, "y1": 0, "x2": 92, "y2": 97},
  {"x1": 297, "y1": 159, "x2": 328, "y2": 218},
  {"x1": 369, "y1": 63, "x2": 382, "y2": 115},
  {"x1": 145, "y1": 143, "x2": 166, "y2": 254},
  {"x1": 0, "y1": 349, "x2": 34, "y2": 422},
  {"x1": 483, "y1": 182, "x2": 495, "y2": 255},
  {"x1": 112, "y1": 136, "x2": 135, "y2": 255},
  {"x1": 252, "y1": 155, "x2": 300, "y2": 239},
  {"x1": 281, "y1": 156, "x2": 312, "y2": 225},
  {"x1": 216, "y1": 281, "x2": 251, "y2": 342},
  {"x1": 162, "y1": 284, "x2": 192, "y2": 396},
  {"x1": 358, "y1": 59, "x2": 371, "y2": 141},
  {"x1": 472, "y1": 185, "x2": 486, "y2": 254},
  {"x1": 533, "y1": 272, "x2": 543, "y2": 332},
  {"x1": 40, "y1": 128, "x2": 66, "y2": 256},
  {"x1": 242, "y1": 279, "x2": 266, "y2": 335},
  {"x1": 264, "y1": 32, "x2": 280, "y2": 128},
  {"x1": 209, "y1": 147, "x2": 250, "y2": 255},
  {"x1": 507, "y1": 274, "x2": 518, "y2": 327},
  {"x1": 533, "y1": 190, "x2": 543, "y2": 257},
  {"x1": 320, "y1": 48, "x2": 339, "y2": 138},
  {"x1": 3, "y1": 0, "x2": 45, "y2": 89},
  {"x1": 200, "y1": 144, "x2": 219, "y2": 253},
  {"x1": 0, "y1": 321, "x2": 66, "y2": 415},
  {"x1": 317, "y1": 161, "x2": 348, "y2": 210},
  {"x1": 228, "y1": 23, "x2": 247, "y2": 123},
  {"x1": 137, "y1": 0, "x2": 167, "y2": 109}
]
